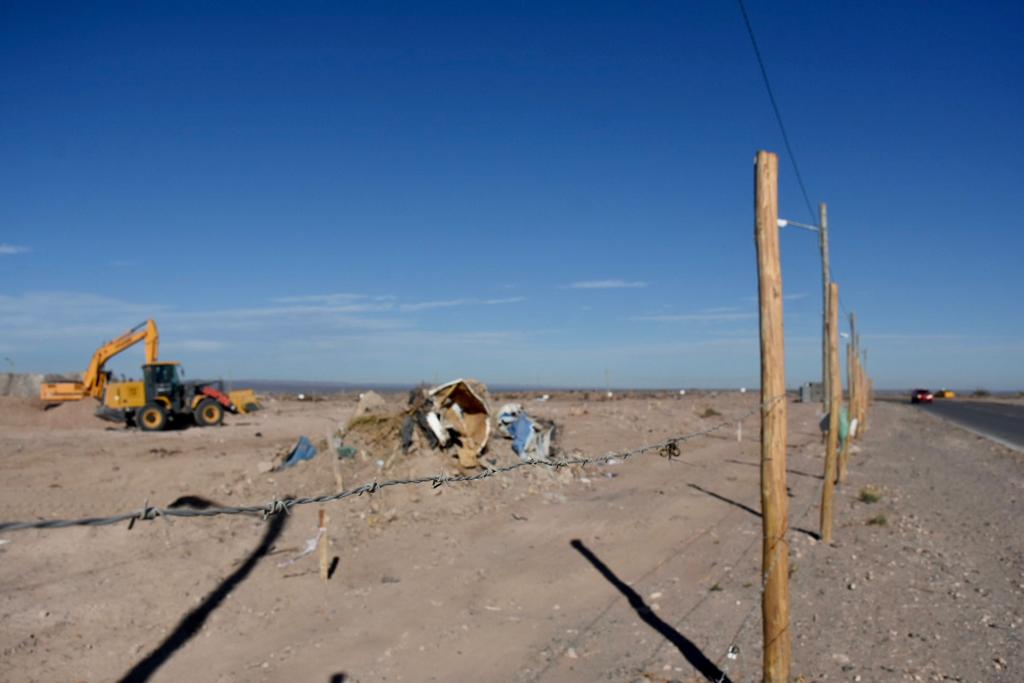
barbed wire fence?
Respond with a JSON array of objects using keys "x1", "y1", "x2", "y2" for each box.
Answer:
[
  {"x1": 0, "y1": 391, "x2": 835, "y2": 683},
  {"x1": 0, "y1": 396, "x2": 784, "y2": 534}
]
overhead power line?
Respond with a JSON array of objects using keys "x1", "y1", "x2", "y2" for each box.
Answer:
[{"x1": 736, "y1": 0, "x2": 817, "y2": 223}]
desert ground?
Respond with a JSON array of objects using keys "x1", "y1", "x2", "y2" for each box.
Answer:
[{"x1": 1, "y1": 392, "x2": 1021, "y2": 682}]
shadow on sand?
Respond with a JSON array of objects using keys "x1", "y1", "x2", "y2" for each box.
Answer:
[
  {"x1": 686, "y1": 483, "x2": 819, "y2": 539},
  {"x1": 570, "y1": 539, "x2": 732, "y2": 683},
  {"x1": 118, "y1": 513, "x2": 288, "y2": 683},
  {"x1": 724, "y1": 457, "x2": 824, "y2": 481}
]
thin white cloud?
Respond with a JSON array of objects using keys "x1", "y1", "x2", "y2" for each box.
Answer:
[
  {"x1": 0, "y1": 290, "x2": 533, "y2": 374},
  {"x1": 270, "y1": 293, "x2": 396, "y2": 304},
  {"x1": 569, "y1": 279, "x2": 647, "y2": 290},
  {"x1": 740, "y1": 292, "x2": 808, "y2": 302},
  {"x1": 481, "y1": 296, "x2": 526, "y2": 305},
  {"x1": 172, "y1": 302, "x2": 395, "y2": 320},
  {"x1": 399, "y1": 299, "x2": 468, "y2": 312},
  {"x1": 399, "y1": 296, "x2": 526, "y2": 312},
  {"x1": 631, "y1": 312, "x2": 756, "y2": 322},
  {"x1": 304, "y1": 329, "x2": 520, "y2": 350},
  {"x1": 177, "y1": 339, "x2": 227, "y2": 352},
  {"x1": 0, "y1": 244, "x2": 30, "y2": 255},
  {"x1": 862, "y1": 333, "x2": 970, "y2": 341}
]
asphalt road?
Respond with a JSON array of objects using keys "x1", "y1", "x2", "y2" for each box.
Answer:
[{"x1": 919, "y1": 400, "x2": 1024, "y2": 451}]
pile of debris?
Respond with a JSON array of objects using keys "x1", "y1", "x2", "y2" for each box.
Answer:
[
  {"x1": 261, "y1": 379, "x2": 559, "y2": 476},
  {"x1": 400, "y1": 379, "x2": 492, "y2": 468},
  {"x1": 338, "y1": 379, "x2": 557, "y2": 470},
  {"x1": 0, "y1": 373, "x2": 45, "y2": 398}
]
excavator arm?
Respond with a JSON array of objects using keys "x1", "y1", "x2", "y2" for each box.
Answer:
[{"x1": 40, "y1": 320, "x2": 159, "y2": 401}]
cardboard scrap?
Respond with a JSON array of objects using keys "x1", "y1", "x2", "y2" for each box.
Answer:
[{"x1": 427, "y1": 379, "x2": 492, "y2": 469}]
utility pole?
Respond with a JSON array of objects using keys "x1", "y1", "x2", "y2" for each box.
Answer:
[
  {"x1": 820, "y1": 282, "x2": 841, "y2": 543},
  {"x1": 819, "y1": 202, "x2": 830, "y2": 412},
  {"x1": 848, "y1": 312, "x2": 857, "y2": 397},
  {"x1": 850, "y1": 312, "x2": 858, "y2": 355},
  {"x1": 754, "y1": 150, "x2": 790, "y2": 683}
]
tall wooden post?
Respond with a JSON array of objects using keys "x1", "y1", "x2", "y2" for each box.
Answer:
[
  {"x1": 819, "y1": 282, "x2": 841, "y2": 543},
  {"x1": 819, "y1": 203, "x2": 831, "y2": 412},
  {"x1": 755, "y1": 150, "x2": 790, "y2": 683}
]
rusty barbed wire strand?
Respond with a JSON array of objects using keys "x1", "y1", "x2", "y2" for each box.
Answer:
[{"x1": 0, "y1": 395, "x2": 786, "y2": 533}]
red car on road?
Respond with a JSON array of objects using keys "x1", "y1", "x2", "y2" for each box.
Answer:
[{"x1": 911, "y1": 388, "x2": 934, "y2": 404}]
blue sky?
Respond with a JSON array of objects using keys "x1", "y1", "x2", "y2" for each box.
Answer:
[{"x1": 1, "y1": 1, "x2": 1022, "y2": 389}]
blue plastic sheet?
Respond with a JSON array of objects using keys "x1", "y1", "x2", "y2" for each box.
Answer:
[
  {"x1": 509, "y1": 412, "x2": 537, "y2": 458},
  {"x1": 282, "y1": 436, "x2": 317, "y2": 468}
]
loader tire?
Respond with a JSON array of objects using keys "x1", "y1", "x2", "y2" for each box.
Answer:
[
  {"x1": 194, "y1": 398, "x2": 224, "y2": 427},
  {"x1": 138, "y1": 403, "x2": 168, "y2": 432}
]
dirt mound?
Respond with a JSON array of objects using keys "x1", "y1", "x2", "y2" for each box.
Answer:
[
  {"x1": 0, "y1": 372, "x2": 44, "y2": 398},
  {"x1": 0, "y1": 396, "x2": 107, "y2": 430}
]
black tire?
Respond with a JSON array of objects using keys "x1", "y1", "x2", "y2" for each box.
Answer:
[
  {"x1": 138, "y1": 403, "x2": 168, "y2": 432},
  {"x1": 194, "y1": 398, "x2": 224, "y2": 427}
]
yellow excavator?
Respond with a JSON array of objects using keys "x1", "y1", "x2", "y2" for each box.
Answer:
[
  {"x1": 40, "y1": 320, "x2": 259, "y2": 430},
  {"x1": 41, "y1": 320, "x2": 160, "y2": 402}
]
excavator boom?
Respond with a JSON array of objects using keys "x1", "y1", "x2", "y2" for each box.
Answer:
[{"x1": 39, "y1": 320, "x2": 159, "y2": 401}]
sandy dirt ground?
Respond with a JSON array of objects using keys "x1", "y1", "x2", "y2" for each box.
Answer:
[{"x1": 1, "y1": 393, "x2": 1021, "y2": 683}]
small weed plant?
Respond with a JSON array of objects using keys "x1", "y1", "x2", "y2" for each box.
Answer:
[{"x1": 858, "y1": 487, "x2": 881, "y2": 504}]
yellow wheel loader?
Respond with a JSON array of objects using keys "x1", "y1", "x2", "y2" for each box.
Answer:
[
  {"x1": 101, "y1": 361, "x2": 238, "y2": 431},
  {"x1": 39, "y1": 319, "x2": 260, "y2": 429}
]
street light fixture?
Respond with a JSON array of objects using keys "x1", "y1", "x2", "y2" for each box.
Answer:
[{"x1": 777, "y1": 218, "x2": 821, "y2": 233}]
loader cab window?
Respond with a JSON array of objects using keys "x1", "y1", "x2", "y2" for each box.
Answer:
[{"x1": 149, "y1": 365, "x2": 180, "y2": 385}]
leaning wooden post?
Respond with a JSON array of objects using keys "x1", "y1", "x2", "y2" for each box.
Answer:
[
  {"x1": 838, "y1": 341, "x2": 853, "y2": 483},
  {"x1": 859, "y1": 351, "x2": 869, "y2": 433},
  {"x1": 853, "y1": 352, "x2": 864, "y2": 438},
  {"x1": 819, "y1": 282, "x2": 841, "y2": 543},
  {"x1": 755, "y1": 150, "x2": 790, "y2": 683},
  {"x1": 855, "y1": 356, "x2": 865, "y2": 435}
]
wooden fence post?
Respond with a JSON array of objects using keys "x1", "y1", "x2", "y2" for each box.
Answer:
[
  {"x1": 755, "y1": 150, "x2": 790, "y2": 683},
  {"x1": 819, "y1": 282, "x2": 841, "y2": 543},
  {"x1": 318, "y1": 509, "x2": 330, "y2": 582}
]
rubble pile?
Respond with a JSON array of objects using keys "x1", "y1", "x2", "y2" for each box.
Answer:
[{"x1": 337, "y1": 379, "x2": 557, "y2": 471}]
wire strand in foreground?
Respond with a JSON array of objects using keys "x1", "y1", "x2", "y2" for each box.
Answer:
[{"x1": 0, "y1": 396, "x2": 786, "y2": 533}]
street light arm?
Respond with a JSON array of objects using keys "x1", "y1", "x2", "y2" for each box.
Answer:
[{"x1": 778, "y1": 218, "x2": 821, "y2": 232}]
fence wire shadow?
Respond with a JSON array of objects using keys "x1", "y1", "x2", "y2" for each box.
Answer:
[
  {"x1": 117, "y1": 513, "x2": 288, "y2": 683},
  {"x1": 724, "y1": 458, "x2": 824, "y2": 481},
  {"x1": 570, "y1": 539, "x2": 733, "y2": 683},
  {"x1": 687, "y1": 483, "x2": 819, "y2": 540}
]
